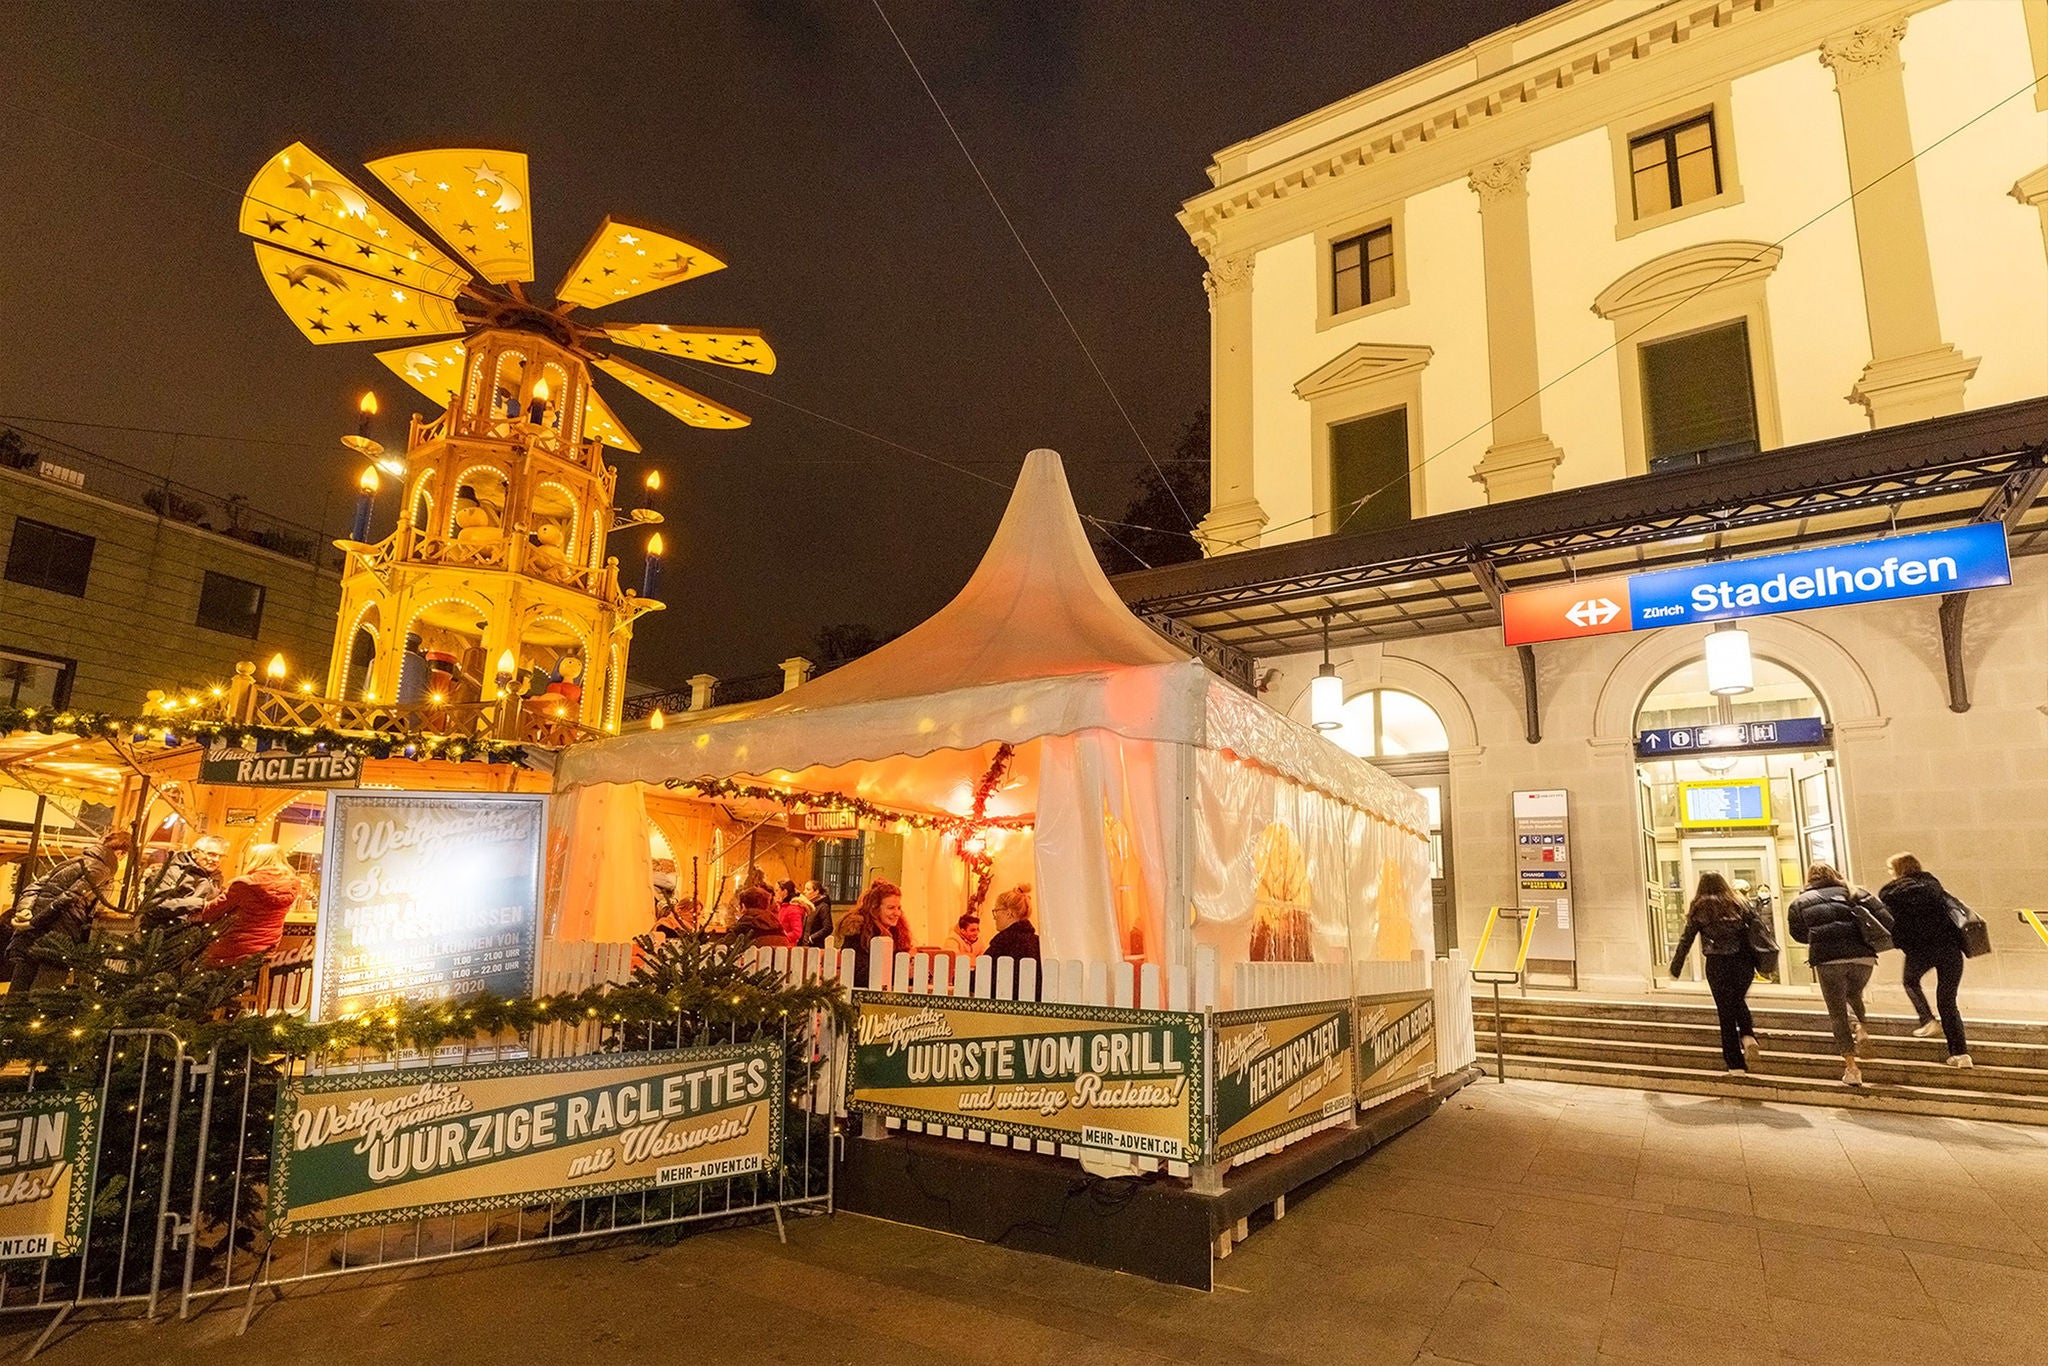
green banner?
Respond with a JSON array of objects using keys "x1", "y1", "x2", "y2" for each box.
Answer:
[
  {"x1": 849, "y1": 993, "x2": 1205, "y2": 1162},
  {"x1": 1354, "y1": 991, "x2": 1437, "y2": 1107},
  {"x1": 199, "y1": 746, "x2": 362, "y2": 788},
  {"x1": 1212, "y1": 999, "x2": 1354, "y2": 1159},
  {"x1": 0, "y1": 1091, "x2": 100, "y2": 1261},
  {"x1": 269, "y1": 1044, "x2": 781, "y2": 1236}
]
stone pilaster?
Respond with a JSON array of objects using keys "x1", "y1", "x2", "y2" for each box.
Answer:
[
  {"x1": 1821, "y1": 16, "x2": 1979, "y2": 425},
  {"x1": 1196, "y1": 246, "x2": 1267, "y2": 553},
  {"x1": 1467, "y1": 152, "x2": 1566, "y2": 502}
]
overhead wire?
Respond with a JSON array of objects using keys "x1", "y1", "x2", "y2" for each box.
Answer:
[
  {"x1": 1227, "y1": 69, "x2": 2048, "y2": 551},
  {"x1": 868, "y1": 0, "x2": 1200, "y2": 537}
]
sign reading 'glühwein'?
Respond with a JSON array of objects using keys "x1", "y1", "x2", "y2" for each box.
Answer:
[
  {"x1": 312, "y1": 791, "x2": 547, "y2": 1021},
  {"x1": 1353, "y1": 991, "x2": 1437, "y2": 1108},
  {"x1": 848, "y1": 993, "x2": 1205, "y2": 1162},
  {"x1": 0, "y1": 1092, "x2": 100, "y2": 1261},
  {"x1": 268, "y1": 1044, "x2": 781, "y2": 1236},
  {"x1": 199, "y1": 746, "x2": 363, "y2": 789},
  {"x1": 1212, "y1": 999, "x2": 1355, "y2": 1159}
]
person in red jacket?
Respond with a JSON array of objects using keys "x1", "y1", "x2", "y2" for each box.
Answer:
[{"x1": 196, "y1": 845, "x2": 301, "y2": 966}]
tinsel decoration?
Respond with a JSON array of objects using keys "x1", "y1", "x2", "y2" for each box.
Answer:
[
  {"x1": 958, "y1": 743, "x2": 1014, "y2": 918},
  {"x1": 0, "y1": 705, "x2": 527, "y2": 766},
  {"x1": 664, "y1": 770, "x2": 1032, "y2": 838}
]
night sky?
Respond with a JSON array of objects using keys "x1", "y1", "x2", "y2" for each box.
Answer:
[{"x1": 2, "y1": 0, "x2": 1550, "y2": 688}]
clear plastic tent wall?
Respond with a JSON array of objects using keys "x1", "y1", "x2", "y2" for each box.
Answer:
[{"x1": 553, "y1": 451, "x2": 1430, "y2": 990}]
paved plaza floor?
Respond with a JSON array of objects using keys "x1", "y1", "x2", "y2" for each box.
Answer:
[{"x1": 7, "y1": 1078, "x2": 2046, "y2": 1364}]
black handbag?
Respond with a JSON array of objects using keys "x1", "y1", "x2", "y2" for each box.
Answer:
[
  {"x1": 1947, "y1": 892, "x2": 1992, "y2": 958},
  {"x1": 1850, "y1": 894, "x2": 1894, "y2": 954},
  {"x1": 1744, "y1": 910, "x2": 1781, "y2": 977}
]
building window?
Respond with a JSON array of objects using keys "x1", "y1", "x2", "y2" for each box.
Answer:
[
  {"x1": 1332, "y1": 226, "x2": 1395, "y2": 315},
  {"x1": 0, "y1": 646, "x2": 73, "y2": 709},
  {"x1": 1329, "y1": 407, "x2": 1411, "y2": 533},
  {"x1": 196, "y1": 570, "x2": 266, "y2": 638},
  {"x1": 1629, "y1": 113, "x2": 1721, "y2": 220},
  {"x1": 3, "y1": 519, "x2": 94, "y2": 597},
  {"x1": 1639, "y1": 321, "x2": 1760, "y2": 469}
]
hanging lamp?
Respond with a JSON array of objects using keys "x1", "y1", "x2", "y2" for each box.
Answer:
[{"x1": 1311, "y1": 612, "x2": 1344, "y2": 730}]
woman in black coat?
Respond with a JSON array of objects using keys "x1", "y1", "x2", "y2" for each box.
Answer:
[
  {"x1": 1786, "y1": 863, "x2": 1892, "y2": 1086},
  {"x1": 1879, "y1": 852, "x2": 1970, "y2": 1066},
  {"x1": 1669, "y1": 872, "x2": 1765, "y2": 1073}
]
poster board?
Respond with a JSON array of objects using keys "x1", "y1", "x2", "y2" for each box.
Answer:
[
  {"x1": 1353, "y1": 990, "x2": 1437, "y2": 1109},
  {"x1": 312, "y1": 790, "x2": 548, "y2": 1021},
  {"x1": 848, "y1": 993, "x2": 1205, "y2": 1162},
  {"x1": 0, "y1": 1091, "x2": 100, "y2": 1261},
  {"x1": 1211, "y1": 999, "x2": 1354, "y2": 1160},
  {"x1": 1512, "y1": 788, "x2": 1577, "y2": 984},
  {"x1": 267, "y1": 1043, "x2": 781, "y2": 1237}
]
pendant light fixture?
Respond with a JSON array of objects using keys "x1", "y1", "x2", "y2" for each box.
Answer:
[
  {"x1": 1311, "y1": 611, "x2": 1344, "y2": 730},
  {"x1": 1704, "y1": 623, "x2": 1754, "y2": 697}
]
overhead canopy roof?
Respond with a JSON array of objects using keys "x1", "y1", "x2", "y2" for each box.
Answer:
[
  {"x1": 1114, "y1": 398, "x2": 2048, "y2": 663},
  {"x1": 556, "y1": 450, "x2": 1419, "y2": 822}
]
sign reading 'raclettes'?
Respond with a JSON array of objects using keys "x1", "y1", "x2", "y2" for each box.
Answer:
[{"x1": 1500, "y1": 523, "x2": 2012, "y2": 648}]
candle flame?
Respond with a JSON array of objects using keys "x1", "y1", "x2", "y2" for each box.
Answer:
[
  {"x1": 648, "y1": 709, "x2": 666, "y2": 730},
  {"x1": 358, "y1": 466, "x2": 380, "y2": 492},
  {"x1": 358, "y1": 391, "x2": 378, "y2": 416},
  {"x1": 266, "y1": 654, "x2": 287, "y2": 680},
  {"x1": 647, "y1": 532, "x2": 664, "y2": 556}
]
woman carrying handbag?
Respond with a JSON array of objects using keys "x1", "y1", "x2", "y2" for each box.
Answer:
[
  {"x1": 1880, "y1": 852, "x2": 1974, "y2": 1068},
  {"x1": 1787, "y1": 863, "x2": 1894, "y2": 1086},
  {"x1": 1670, "y1": 872, "x2": 1768, "y2": 1073}
]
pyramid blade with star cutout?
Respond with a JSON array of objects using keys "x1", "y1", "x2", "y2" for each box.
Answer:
[
  {"x1": 599, "y1": 323, "x2": 777, "y2": 374},
  {"x1": 582, "y1": 385, "x2": 642, "y2": 453},
  {"x1": 374, "y1": 339, "x2": 469, "y2": 406},
  {"x1": 367, "y1": 149, "x2": 535, "y2": 285},
  {"x1": 240, "y1": 142, "x2": 472, "y2": 297},
  {"x1": 594, "y1": 355, "x2": 749, "y2": 429},
  {"x1": 252, "y1": 242, "x2": 463, "y2": 344},
  {"x1": 555, "y1": 216, "x2": 725, "y2": 311}
]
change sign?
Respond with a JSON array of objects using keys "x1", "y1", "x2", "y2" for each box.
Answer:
[
  {"x1": 1212, "y1": 999, "x2": 1355, "y2": 1159},
  {"x1": 0, "y1": 1092, "x2": 100, "y2": 1261},
  {"x1": 1502, "y1": 524, "x2": 2011, "y2": 647},
  {"x1": 268, "y1": 1044, "x2": 781, "y2": 1236},
  {"x1": 848, "y1": 993, "x2": 1205, "y2": 1162},
  {"x1": 1354, "y1": 992, "x2": 1437, "y2": 1108}
]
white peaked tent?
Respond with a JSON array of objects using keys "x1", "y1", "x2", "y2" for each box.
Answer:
[{"x1": 554, "y1": 450, "x2": 1431, "y2": 980}]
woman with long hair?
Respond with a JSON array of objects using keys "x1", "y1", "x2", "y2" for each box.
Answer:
[
  {"x1": 836, "y1": 879, "x2": 911, "y2": 987},
  {"x1": 1669, "y1": 871, "x2": 1764, "y2": 1073},
  {"x1": 1880, "y1": 852, "x2": 1971, "y2": 1067},
  {"x1": 1787, "y1": 863, "x2": 1893, "y2": 1086}
]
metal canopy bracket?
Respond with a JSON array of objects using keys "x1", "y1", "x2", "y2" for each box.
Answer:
[
  {"x1": 1937, "y1": 464, "x2": 2048, "y2": 714},
  {"x1": 1471, "y1": 556, "x2": 1541, "y2": 744}
]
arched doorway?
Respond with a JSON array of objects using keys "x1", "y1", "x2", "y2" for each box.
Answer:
[
  {"x1": 1635, "y1": 655, "x2": 1840, "y2": 992},
  {"x1": 1326, "y1": 687, "x2": 1456, "y2": 950}
]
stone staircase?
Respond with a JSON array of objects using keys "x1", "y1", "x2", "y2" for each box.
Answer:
[{"x1": 1469, "y1": 994, "x2": 2048, "y2": 1123}]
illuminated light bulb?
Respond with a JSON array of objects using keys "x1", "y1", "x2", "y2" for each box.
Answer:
[
  {"x1": 496, "y1": 650, "x2": 518, "y2": 679},
  {"x1": 267, "y1": 654, "x2": 288, "y2": 680},
  {"x1": 298, "y1": 681, "x2": 314, "y2": 694},
  {"x1": 1705, "y1": 627, "x2": 1754, "y2": 697},
  {"x1": 648, "y1": 709, "x2": 666, "y2": 730},
  {"x1": 430, "y1": 691, "x2": 445, "y2": 704},
  {"x1": 364, "y1": 687, "x2": 378, "y2": 702},
  {"x1": 210, "y1": 685, "x2": 224, "y2": 698}
]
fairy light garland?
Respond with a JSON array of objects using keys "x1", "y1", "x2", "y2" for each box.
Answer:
[{"x1": 0, "y1": 705, "x2": 526, "y2": 766}]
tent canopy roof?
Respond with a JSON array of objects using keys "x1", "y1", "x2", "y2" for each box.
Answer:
[{"x1": 556, "y1": 451, "x2": 1420, "y2": 825}]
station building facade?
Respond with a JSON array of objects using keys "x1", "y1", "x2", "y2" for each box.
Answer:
[{"x1": 1119, "y1": 0, "x2": 2048, "y2": 1008}]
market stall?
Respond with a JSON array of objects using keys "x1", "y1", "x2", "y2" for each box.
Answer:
[{"x1": 555, "y1": 451, "x2": 1431, "y2": 991}]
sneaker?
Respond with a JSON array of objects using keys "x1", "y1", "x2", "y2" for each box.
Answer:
[
  {"x1": 1725, "y1": 1068, "x2": 1744, "y2": 1076},
  {"x1": 1843, "y1": 1061, "x2": 1863, "y2": 1086},
  {"x1": 1912, "y1": 1020, "x2": 1941, "y2": 1038},
  {"x1": 1852, "y1": 1019, "x2": 1870, "y2": 1051},
  {"x1": 1946, "y1": 1054, "x2": 1973, "y2": 1068},
  {"x1": 1741, "y1": 1035, "x2": 1761, "y2": 1070}
]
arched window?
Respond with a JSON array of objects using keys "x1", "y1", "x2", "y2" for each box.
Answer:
[
  {"x1": 1635, "y1": 656, "x2": 1827, "y2": 734},
  {"x1": 1328, "y1": 688, "x2": 1449, "y2": 759}
]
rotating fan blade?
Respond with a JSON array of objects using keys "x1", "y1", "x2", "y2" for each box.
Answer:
[
  {"x1": 367, "y1": 149, "x2": 535, "y2": 285},
  {"x1": 555, "y1": 216, "x2": 725, "y2": 311},
  {"x1": 252, "y1": 242, "x2": 463, "y2": 344},
  {"x1": 595, "y1": 355, "x2": 748, "y2": 429},
  {"x1": 241, "y1": 142, "x2": 472, "y2": 296},
  {"x1": 601, "y1": 323, "x2": 776, "y2": 374},
  {"x1": 583, "y1": 386, "x2": 642, "y2": 453},
  {"x1": 374, "y1": 339, "x2": 468, "y2": 407}
]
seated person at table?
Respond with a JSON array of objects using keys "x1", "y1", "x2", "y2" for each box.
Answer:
[
  {"x1": 984, "y1": 885, "x2": 1039, "y2": 964},
  {"x1": 197, "y1": 845, "x2": 302, "y2": 967},
  {"x1": 943, "y1": 911, "x2": 982, "y2": 959},
  {"x1": 731, "y1": 885, "x2": 791, "y2": 948}
]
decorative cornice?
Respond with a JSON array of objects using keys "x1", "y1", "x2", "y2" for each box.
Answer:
[
  {"x1": 2012, "y1": 164, "x2": 2048, "y2": 208},
  {"x1": 1467, "y1": 152, "x2": 1531, "y2": 206},
  {"x1": 1819, "y1": 15, "x2": 1908, "y2": 88},
  {"x1": 1201, "y1": 251, "x2": 1255, "y2": 302}
]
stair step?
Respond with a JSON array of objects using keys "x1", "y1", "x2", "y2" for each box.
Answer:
[
  {"x1": 1471, "y1": 1012, "x2": 2048, "y2": 1069},
  {"x1": 1470, "y1": 994, "x2": 2044, "y2": 1045},
  {"x1": 1483, "y1": 1031, "x2": 2048, "y2": 1094},
  {"x1": 1485, "y1": 1056, "x2": 2048, "y2": 1126}
]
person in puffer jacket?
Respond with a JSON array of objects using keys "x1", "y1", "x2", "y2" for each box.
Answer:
[
  {"x1": 1879, "y1": 852, "x2": 1971, "y2": 1066},
  {"x1": 6, "y1": 831, "x2": 131, "y2": 993},
  {"x1": 1787, "y1": 863, "x2": 1893, "y2": 1086},
  {"x1": 196, "y1": 845, "x2": 301, "y2": 967},
  {"x1": 139, "y1": 836, "x2": 226, "y2": 932},
  {"x1": 1670, "y1": 871, "x2": 1765, "y2": 1073}
]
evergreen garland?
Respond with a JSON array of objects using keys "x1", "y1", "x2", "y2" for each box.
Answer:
[{"x1": 0, "y1": 704, "x2": 527, "y2": 765}]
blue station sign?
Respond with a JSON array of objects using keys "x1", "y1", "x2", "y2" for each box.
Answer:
[
  {"x1": 1636, "y1": 716, "x2": 1827, "y2": 758},
  {"x1": 1503, "y1": 523, "x2": 2012, "y2": 647}
]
